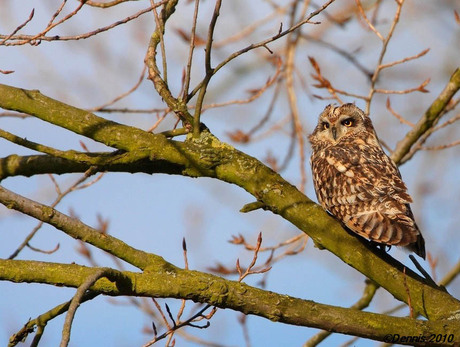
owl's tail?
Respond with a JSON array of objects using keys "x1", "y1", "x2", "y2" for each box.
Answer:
[
  {"x1": 345, "y1": 211, "x2": 426, "y2": 259},
  {"x1": 406, "y1": 232, "x2": 426, "y2": 260}
]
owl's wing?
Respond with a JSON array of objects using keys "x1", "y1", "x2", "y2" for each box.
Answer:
[{"x1": 314, "y1": 146, "x2": 424, "y2": 257}]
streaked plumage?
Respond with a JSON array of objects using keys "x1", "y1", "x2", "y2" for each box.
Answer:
[{"x1": 309, "y1": 103, "x2": 425, "y2": 259}]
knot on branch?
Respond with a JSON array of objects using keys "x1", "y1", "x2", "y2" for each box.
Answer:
[{"x1": 185, "y1": 130, "x2": 235, "y2": 169}]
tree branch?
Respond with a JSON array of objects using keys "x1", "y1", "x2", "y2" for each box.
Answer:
[
  {"x1": 1, "y1": 259, "x2": 459, "y2": 346},
  {"x1": 391, "y1": 68, "x2": 460, "y2": 164},
  {"x1": 0, "y1": 184, "x2": 167, "y2": 271}
]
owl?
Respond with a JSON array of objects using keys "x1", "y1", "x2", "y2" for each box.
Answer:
[{"x1": 309, "y1": 103, "x2": 425, "y2": 259}]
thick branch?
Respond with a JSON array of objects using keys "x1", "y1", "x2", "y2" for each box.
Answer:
[
  {"x1": 0, "y1": 152, "x2": 185, "y2": 180},
  {"x1": 0, "y1": 184, "x2": 167, "y2": 271},
  {"x1": 1, "y1": 259, "x2": 459, "y2": 346},
  {"x1": 0, "y1": 83, "x2": 459, "y2": 321}
]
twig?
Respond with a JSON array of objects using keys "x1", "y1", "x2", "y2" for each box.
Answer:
[
  {"x1": 60, "y1": 268, "x2": 126, "y2": 347},
  {"x1": 285, "y1": 1, "x2": 309, "y2": 192},
  {"x1": 182, "y1": 0, "x2": 201, "y2": 101},
  {"x1": 8, "y1": 168, "x2": 99, "y2": 259},
  {"x1": 0, "y1": 4, "x2": 167, "y2": 45},
  {"x1": 308, "y1": 56, "x2": 344, "y2": 103},
  {"x1": 151, "y1": 299, "x2": 172, "y2": 331},
  {"x1": 0, "y1": 9, "x2": 35, "y2": 46},
  {"x1": 94, "y1": 107, "x2": 167, "y2": 114},
  {"x1": 431, "y1": 110, "x2": 460, "y2": 132},
  {"x1": 192, "y1": 0, "x2": 222, "y2": 137},
  {"x1": 187, "y1": 0, "x2": 337, "y2": 102},
  {"x1": 143, "y1": 304, "x2": 214, "y2": 347},
  {"x1": 8, "y1": 292, "x2": 99, "y2": 347},
  {"x1": 440, "y1": 259, "x2": 460, "y2": 288},
  {"x1": 145, "y1": 0, "x2": 194, "y2": 126},
  {"x1": 91, "y1": 65, "x2": 147, "y2": 111},
  {"x1": 301, "y1": 33, "x2": 373, "y2": 79},
  {"x1": 151, "y1": 0, "x2": 168, "y2": 85},
  {"x1": 379, "y1": 48, "x2": 430, "y2": 70},
  {"x1": 386, "y1": 98, "x2": 414, "y2": 126},
  {"x1": 237, "y1": 233, "x2": 272, "y2": 282},
  {"x1": 360, "y1": 0, "x2": 406, "y2": 113},
  {"x1": 421, "y1": 139, "x2": 460, "y2": 151},
  {"x1": 238, "y1": 313, "x2": 251, "y2": 347},
  {"x1": 27, "y1": 1, "x2": 86, "y2": 46},
  {"x1": 213, "y1": 3, "x2": 290, "y2": 48},
  {"x1": 146, "y1": 110, "x2": 170, "y2": 132},
  {"x1": 355, "y1": 0, "x2": 384, "y2": 41},
  {"x1": 84, "y1": 0, "x2": 136, "y2": 8},
  {"x1": 374, "y1": 78, "x2": 430, "y2": 95},
  {"x1": 205, "y1": 56, "x2": 282, "y2": 113}
]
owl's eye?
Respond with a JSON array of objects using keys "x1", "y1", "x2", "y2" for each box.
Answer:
[
  {"x1": 341, "y1": 118, "x2": 354, "y2": 127},
  {"x1": 321, "y1": 122, "x2": 330, "y2": 130}
]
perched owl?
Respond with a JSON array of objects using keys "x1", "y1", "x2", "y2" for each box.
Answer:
[{"x1": 309, "y1": 103, "x2": 425, "y2": 259}]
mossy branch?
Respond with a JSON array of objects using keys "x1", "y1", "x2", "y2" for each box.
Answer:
[
  {"x1": 0, "y1": 83, "x2": 459, "y2": 321},
  {"x1": 0, "y1": 184, "x2": 167, "y2": 271},
  {"x1": 1, "y1": 259, "x2": 459, "y2": 346},
  {"x1": 391, "y1": 68, "x2": 460, "y2": 164}
]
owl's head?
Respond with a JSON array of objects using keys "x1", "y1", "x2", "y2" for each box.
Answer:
[{"x1": 309, "y1": 103, "x2": 376, "y2": 149}]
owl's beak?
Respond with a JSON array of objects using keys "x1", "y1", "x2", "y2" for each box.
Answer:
[{"x1": 331, "y1": 126, "x2": 337, "y2": 140}]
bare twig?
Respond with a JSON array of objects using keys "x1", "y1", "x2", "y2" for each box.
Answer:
[
  {"x1": 182, "y1": 0, "x2": 201, "y2": 101},
  {"x1": 192, "y1": 0, "x2": 222, "y2": 137},
  {"x1": 386, "y1": 98, "x2": 414, "y2": 126},
  {"x1": 8, "y1": 292, "x2": 99, "y2": 347},
  {"x1": 359, "y1": 0, "x2": 406, "y2": 113},
  {"x1": 205, "y1": 56, "x2": 282, "y2": 113},
  {"x1": 379, "y1": 48, "x2": 430, "y2": 70},
  {"x1": 143, "y1": 304, "x2": 214, "y2": 347},
  {"x1": 285, "y1": 1, "x2": 309, "y2": 192},
  {"x1": 60, "y1": 268, "x2": 127, "y2": 347},
  {"x1": 151, "y1": 0, "x2": 168, "y2": 85},
  {"x1": 374, "y1": 78, "x2": 430, "y2": 95},
  {"x1": 187, "y1": 0, "x2": 336, "y2": 102},
  {"x1": 91, "y1": 65, "x2": 147, "y2": 111},
  {"x1": 308, "y1": 56, "x2": 344, "y2": 103},
  {"x1": 421, "y1": 139, "x2": 460, "y2": 151},
  {"x1": 237, "y1": 233, "x2": 272, "y2": 282},
  {"x1": 84, "y1": 0, "x2": 136, "y2": 8},
  {"x1": 0, "y1": 4, "x2": 167, "y2": 45},
  {"x1": 8, "y1": 168, "x2": 100, "y2": 259},
  {"x1": 355, "y1": 0, "x2": 384, "y2": 41},
  {"x1": 214, "y1": 3, "x2": 291, "y2": 48},
  {"x1": 0, "y1": 9, "x2": 35, "y2": 46},
  {"x1": 301, "y1": 33, "x2": 373, "y2": 78}
]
